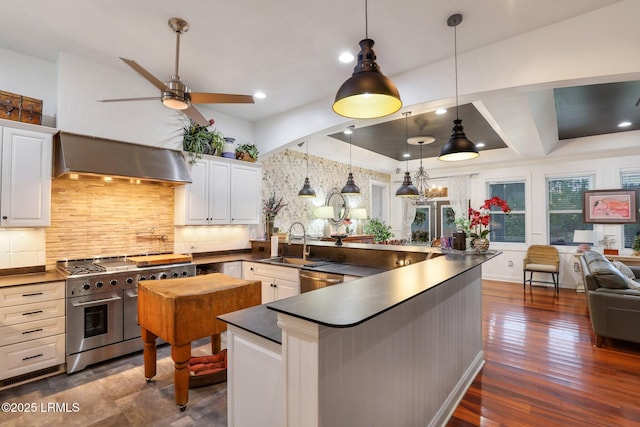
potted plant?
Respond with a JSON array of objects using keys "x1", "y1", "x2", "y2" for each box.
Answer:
[
  {"x1": 633, "y1": 234, "x2": 640, "y2": 256},
  {"x1": 235, "y1": 143, "x2": 259, "y2": 162},
  {"x1": 182, "y1": 119, "x2": 225, "y2": 164},
  {"x1": 364, "y1": 218, "x2": 394, "y2": 243}
]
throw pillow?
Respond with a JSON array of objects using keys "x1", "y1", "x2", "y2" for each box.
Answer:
[{"x1": 613, "y1": 260, "x2": 635, "y2": 280}]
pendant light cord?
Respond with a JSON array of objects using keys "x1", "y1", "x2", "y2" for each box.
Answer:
[
  {"x1": 305, "y1": 140, "x2": 309, "y2": 176},
  {"x1": 454, "y1": 23, "x2": 459, "y2": 120},
  {"x1": 365, "y1": 0, "x2": 368, "y2": 39},
  {"x1": 349, "y1": 132, "x2": 353, "y2": 173},
  {"x1": 404, "y1": 112, "x2": 410, "y2": 172}
]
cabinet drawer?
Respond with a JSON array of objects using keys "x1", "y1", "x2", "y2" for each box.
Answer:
[
  {"x1": 0, "y1": 299, "x2": 65, "y2": 326},
  {"x1": 0, "y1": 316, "x2": 65, "y2": 346},
  {"x1": 252, "y1": 264, "x2": 299, "y2": 282},
  {"x1": 0, "y1": 334, "x2": 65, "y2": 380},
  {"x1": 0, "y1": 281, "x2": 65, "y2": 307}
]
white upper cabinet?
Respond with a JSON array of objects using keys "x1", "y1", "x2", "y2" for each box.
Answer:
[
  {"x1": 175, "y1": 155, "x2": 261, "y2": 225},
  {"x1": 0, "y1": 124, "x2": 54, "y2": 227}
]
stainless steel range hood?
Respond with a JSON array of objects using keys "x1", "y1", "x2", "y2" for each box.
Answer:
[{"x1": 53, "y1": 132, "x2": 191, "y2": 184}]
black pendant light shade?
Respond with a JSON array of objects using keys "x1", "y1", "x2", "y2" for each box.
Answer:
[
  {"x1": 438, "y1": 13, "x2": 479, "y2": 162},
  {"x1": 298, "y1": 177, "x2": 317, "y2": 198},
  {"x1": 333, "y1": 39, "x2": 402, "y2": 119},
  {"x1": 341, "y1": 172, "x2": 361, "y2": 194},
  {"x1": 396, "y1": 171, "x2": 419, "y2": 197},
  {"x1": 438, "y1": 119, "x2": 479, "y2": 161}
]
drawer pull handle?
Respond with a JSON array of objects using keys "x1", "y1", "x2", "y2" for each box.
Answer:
[
  {"x1": 22, "y1": 328, "x2": 44, "y2": 335},
  {"x1": 22, "y1": 353, "x2": 44, "y2": 361},
  {"x1": 22, "y1": 292, "x2": 44, "y2": 297},
  {"x1": 22, "y1": 310, "x2": 44, "y2": 316}
]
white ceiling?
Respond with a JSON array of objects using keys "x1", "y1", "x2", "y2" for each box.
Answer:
[{"x1": 0, "y1": 0, "x2": 621, "y2": 124}]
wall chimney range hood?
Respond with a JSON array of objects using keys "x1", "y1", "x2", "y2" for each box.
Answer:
[{"x1": 53, "y1": 132, "x2": 192, "y2": 184}]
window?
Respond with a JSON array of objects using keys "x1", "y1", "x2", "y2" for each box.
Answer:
[
  {"x1": 411, "y1": 206, "x2": 431, "y2": 243},
  {"x1": 547, "y1": 176, "x2": 592, "y2": 245},
  {"x1": 621, "y1": 171, "x2": 640, "y2": 248},
  {"x1": 488, "y1": 182, "x2": 525, "y2": 243}
]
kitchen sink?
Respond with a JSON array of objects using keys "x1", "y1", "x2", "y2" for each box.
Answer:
[{"x1": 258, "y1": 256, "x2": 326, "y2": 266}]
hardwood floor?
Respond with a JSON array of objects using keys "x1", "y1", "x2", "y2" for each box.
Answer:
[
  {"x1": 1, "y1": 281, "x2": 639, "y2": 426},
  {"x1": 449, "y1": 280, "x2": 640, "y2": 427}
]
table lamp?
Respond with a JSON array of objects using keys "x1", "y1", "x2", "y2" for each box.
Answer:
[
  {"x1": 316, "y1": 206, "x2": 335, "y2": 237},
  {"x1": 573, "y1": 230, "x2": 596, "y2": 252},
  {"x1": 350, "y1": 208, "x2": 367, "y2": 234}
]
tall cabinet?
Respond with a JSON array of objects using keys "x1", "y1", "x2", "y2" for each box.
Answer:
[
  {"x1": 0, "y1": 121, "x2": 54, "y2": 227},
  {"x1": 175, "y1": 155, "x2": 261, "y2": 225}
]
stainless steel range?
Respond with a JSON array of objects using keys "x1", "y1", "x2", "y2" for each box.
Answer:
[{"x1": 58, "y1": 256, "x2": 196, "y2": 373}]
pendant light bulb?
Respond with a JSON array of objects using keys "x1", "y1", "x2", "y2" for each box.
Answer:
[
  {"x1": 332, "y1": 0, "x2": 402, "y2": 119},
  {"x1": 396, "y1": 111, "x2": 419, "y2": 197},
  {"x1": 298, "y1": 140, "x2": 317, "y2": 198},
  {"x1": 341, "y1": 126, "x2": 360, "y2": 195},
  {"x1": 438, "y1": 14, "x2": 479, "y2": 162}
]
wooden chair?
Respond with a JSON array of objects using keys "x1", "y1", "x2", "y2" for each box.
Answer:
[{"x1": 523, "y1": 245, "x2": 560, "y2": 293}]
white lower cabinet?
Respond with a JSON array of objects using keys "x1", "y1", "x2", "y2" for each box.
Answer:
[
  {"x1": 222, "y1": 261, "x2": 243, "y2": 279},
  {"x1": 243, "y1": 262, "x2": 300, "y2": 304},
  {"x1": 0, "y1": 281, "x2": 66, "y2": 387}
]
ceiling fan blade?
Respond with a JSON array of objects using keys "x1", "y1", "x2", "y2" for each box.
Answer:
[
  {"x1": 119, "y1": 57, "x2": 169, "y2": 92},
  {"x1": 98, "y1": 97, "x2": 159, "y2": 103},
  {"x1": 190, "y1": 93, "x2": 255, "y2": 104},
  {"x1": 183, "y1": 105, "x2": 210, "y2": 126}
]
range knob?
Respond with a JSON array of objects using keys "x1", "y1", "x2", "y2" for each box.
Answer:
[
  {"x1": 149, "y1": 275, "x2": 157, "y2": 280},
  {"x1": 110, "y1": 279, "x2": 118, "y2": 286},
  {"x1": 172, "y1": 272, "x2": 179, "y2": 278},
  {"x1": 95, "y1": 281, "x2": 104, "y2": 288},
  {"x1": 159, "y1": 273, "x2": 168, "y2": 280},
  {"x1": 82, "y1": 283, "x2": 91, "y2": 291},
  {"x1": 126, "y1": 277, "x2": 134, "y2": 284},
  {"x1": 182, "y1": 271, "x2": 189, "y2": 276},
  {"x1": 139, "y1": 276, "x2": 147, "y2": 281}
]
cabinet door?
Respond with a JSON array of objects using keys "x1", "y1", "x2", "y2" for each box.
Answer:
[
  {"x1": 222, "y1": 261, "x2": 242, "y2": 279},
  {"x1": 253, "y1": 273, "x2": 275, "y2": 304},
  {"x1": 242, "y1": 262, "x2": 255, "y2": 280},
  {"x1": 0, "y1": 127, "x2": 52, "y2": 226},
  {"x1": 178, "y1": 159, "x2": 209, "y2": 225},
  {"x1": 209, "y1": 160, "x2": 231, "y2": 224},
  {"x1": 230, "y1": 163, "x2": 261, "y2": 224},
  {"x1": 274, "y1": 278, "x2": 299, "y2": 301}
]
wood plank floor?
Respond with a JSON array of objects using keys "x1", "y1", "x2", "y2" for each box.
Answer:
[
  {"x1": 1, "y1": 281, "x2": 639, "y2": 426},
  {"x1": 449, "y1": 280, "x2": 640, "y2": 427}
]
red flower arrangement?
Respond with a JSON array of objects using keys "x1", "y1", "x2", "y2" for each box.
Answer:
[{"x1": 468, "y1": 196, "x2": 511, "y2": 239}]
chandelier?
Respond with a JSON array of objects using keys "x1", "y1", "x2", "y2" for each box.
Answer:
[{"x1": 407, "y1": 136, "x2": 436, "y2": 205}]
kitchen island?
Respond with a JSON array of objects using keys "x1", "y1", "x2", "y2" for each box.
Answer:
[{"x1": 219, "y1": 249, "x2": 498, "y2": 427}]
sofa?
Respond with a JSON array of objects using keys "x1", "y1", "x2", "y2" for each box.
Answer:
[{"x1": 580, "y1": 251, "x2": 640, "y2": 347}]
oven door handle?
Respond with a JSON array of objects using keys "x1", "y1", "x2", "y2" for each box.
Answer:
[
  {"x1": 299, "y1": 274, "x2": 342, "y2": 284},
  {"x1": 125, "y1": 289, "x2": 138, "y2": 298},
  {"x1": 71, "y1": 295, "x2": 122, "y2": 307}
]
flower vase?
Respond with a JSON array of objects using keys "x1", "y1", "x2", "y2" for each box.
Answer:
[
  {"x1": 473, "y1": 238, "x2": 490, "y2": 253},
  {"x1": 265, "y1": 217, "x2": 274, "y2": 239}
]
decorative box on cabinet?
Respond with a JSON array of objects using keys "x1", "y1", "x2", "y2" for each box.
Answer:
[
  {"x1": 0, "y1": 281, "x2": 66, "y2": 389},
  {"x1": 175, "y1": 155, "x2": 261, "y2": 225},
  {"x1": 0, "y1": 120, "x2": 55, "y2": 227}
]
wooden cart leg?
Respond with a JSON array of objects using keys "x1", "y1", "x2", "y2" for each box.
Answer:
[
  {"x1": 141, "y1": 328, "x2": 157, "y2": 382},
  {"x1": 211, "y1": 333, "x2": 221, "y2": 354},
  {"x1": 172, "y1": 343, "x2": 192, "y2": 410}
]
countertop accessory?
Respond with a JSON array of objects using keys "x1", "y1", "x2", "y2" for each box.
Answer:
[{"x1": 331, "y1": 234, "x2": 348, "y2": 246}]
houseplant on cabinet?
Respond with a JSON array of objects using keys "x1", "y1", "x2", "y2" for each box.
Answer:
[
  {"x1": 235, "y1": 143, "x2": 259, "y2": 162},
  {"x1": 182, "y1": 119, "x2": 225, "y2": 164}
]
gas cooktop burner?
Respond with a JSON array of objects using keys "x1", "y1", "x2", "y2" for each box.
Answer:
[
  {"x1": 60, "y1": 264, "x2": 106, "y2": 276},
  {"x1": 57, "y1": 256, "x2": 140, "y2": 277}
]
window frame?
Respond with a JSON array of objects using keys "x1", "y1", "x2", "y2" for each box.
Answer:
[
  {"x1": 486, "y1": 180, "x2": 526, "y2": 244},
  {"x1": 545, "y1": 174, "x2": 594, "y2": 247}
]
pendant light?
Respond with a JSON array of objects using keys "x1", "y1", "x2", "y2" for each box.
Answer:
[
  {"x1": 341, "y1": 126, "x2": 360, "y2": 194},
  {"x1": 438, "y1": 14, "x2": 479, "y2": 162},
  {"x1": 332, "y1": 0, "x2": 402, "y2": 119},
  {"x1": 298, "y1": 140, "x2": 316, "y2": 198},
  {"x1": 396, "y1": 111, "x2": 419, "y2": 197}
]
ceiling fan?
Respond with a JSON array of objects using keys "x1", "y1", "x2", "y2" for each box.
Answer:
[{"x1": 99, "y1": 17, "x2": 254, "y2": 126}]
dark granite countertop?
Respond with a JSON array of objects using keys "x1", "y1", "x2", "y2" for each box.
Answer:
[
  {"x1": 300, "y1": 263, "x2": 388, "y2": 277},
  {"x1": 218, "y1": 304, "x2": 282, "y2": 344},
  {"x1": 219, "y1": 251, "x2": 500, "y2": 343}
]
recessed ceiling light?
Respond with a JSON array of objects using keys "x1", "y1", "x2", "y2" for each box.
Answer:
[
  {"x1": 403, "y1": 153, "x2": 410, "y2": 158},
  {"x1": 339, "y1": 52, "x2": 354, "y2": 63},
  {"x1": 254, "y1": 91, "x2": 266, "y2": 99},
  {"x1": 475, "y1": 142, "x2": 486, "y2": 148},
  {"x1": 618, "y1": 121, "x2": 632, "y2": 127},
  {"x1": 435, "y1": 108, "x2": 447, "y2": 115}
]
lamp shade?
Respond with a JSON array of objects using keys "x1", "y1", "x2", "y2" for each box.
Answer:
[
  {"x1": 350, "y1": 208, "x2": 367, "y2": 219},
  {"x1": 573, "y1": 230, "x2": 595, "y2": 243},
  {"x1": 395, "y1": 172, "x2": 420, "y2": 197},
  {"x1": 341, "y1": 172, "x2": 361, "y2": 195},
  {"x1": 298, "y1": 177, "x2": 316, "y2": 198},
  {"x1": 438, "y1": 119, "x2": 479, "y2": 161},
  {"x1": 316, "y1": 206, "x2": 335, "y2": 219},
  {"x1": 333, "y1": 39, "x2": 402, "y2": 119}
]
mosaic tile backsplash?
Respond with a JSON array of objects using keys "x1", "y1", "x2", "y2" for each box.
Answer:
[{"x1": 260, "y1": 149, "x2": 389, "y2": 237}]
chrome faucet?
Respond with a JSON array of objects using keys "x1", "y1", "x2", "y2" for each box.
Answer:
[{"x1": 288, "y1": 221, "x2": 310, "y2": 260}]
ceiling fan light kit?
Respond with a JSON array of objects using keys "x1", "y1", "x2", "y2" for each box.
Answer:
[
  {"x1": 333, "y1": 0, "x2": 402, "y2": 119},
  {"x1": 99, "y1": 17, "x2": 254, "y2": 126},
  {"x1": 438, "y1": 13, "x2": 479, "y2": 162}
]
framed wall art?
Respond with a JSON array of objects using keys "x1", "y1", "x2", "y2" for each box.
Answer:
[{"x1": 583, "y1": 189, "x2": 637, "y2": 224}]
